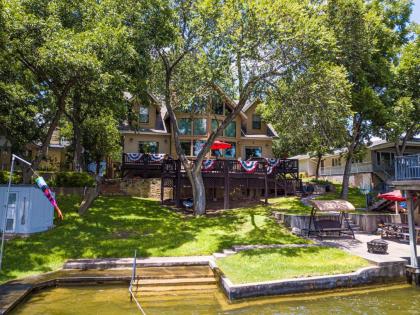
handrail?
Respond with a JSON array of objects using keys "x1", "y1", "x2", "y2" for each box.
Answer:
[
  {"x1": 129, "y1": 250, "x2": 147, "y2": 315},
  {"x1": 395, "y1": 154, "x2": 420, "y2": 181}
]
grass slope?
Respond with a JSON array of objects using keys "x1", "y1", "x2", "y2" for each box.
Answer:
[
  {"x1": 217, "y1": 247, "x2": 370, "y2": 284},
  {"x1": 0, "y1": 196, "x2": 306, "y2": 283}
]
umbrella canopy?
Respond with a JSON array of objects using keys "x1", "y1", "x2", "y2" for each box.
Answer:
[
  {"x1": 211, "y1": 140, "x2": 232, "y2": 150},
  {"x1": 310, "y1": 199, "x2": 355, "y2": 212},
  {"x1": 377, "y1": 190, "x2": 406, "y2": 202}
]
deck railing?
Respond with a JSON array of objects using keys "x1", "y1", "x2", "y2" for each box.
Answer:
[
  {"x1": 395, "y1": 154, "x2": 420, "y2": 181},
  {"x1": 320, "y1": 162, "x2": 373, "y2": 176}
]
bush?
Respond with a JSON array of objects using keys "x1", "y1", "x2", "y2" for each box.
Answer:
[
  {"x1": 0, "y1": 171, "x2": 22, "y2": 184},
  {"x1": 310, "y1": 179, "x2": 334, "y2": 185},
  {"x1": 54, "y1": 172, "x2": 95, "y2": 187}
]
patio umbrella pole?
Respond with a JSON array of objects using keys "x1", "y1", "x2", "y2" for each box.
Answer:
[{"x1": 0, "y1": 154, "x2": 31, "y2": 271}]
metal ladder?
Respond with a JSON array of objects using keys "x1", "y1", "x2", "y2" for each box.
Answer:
[{"x1": 129, "y1": 250, "x2": 147, "y2": 315}]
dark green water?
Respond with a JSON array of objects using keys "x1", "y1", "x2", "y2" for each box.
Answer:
[{"x1": 12, "y1": 284, "x2": 420, "y2": 315}]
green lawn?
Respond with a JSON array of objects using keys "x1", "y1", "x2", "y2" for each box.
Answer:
[
  {"x1": 0, "y1": 196, "x2": 307, "y2": 283},
  {"x1": 217, "y1": 247, "x2": 370, "y2": 284},
  {"x1": 316, "y1": 184, "x2": 366, "y2": 209}
]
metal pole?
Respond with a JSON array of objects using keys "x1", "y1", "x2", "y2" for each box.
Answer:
[
  {"x1": 0, "y1": 156, "x2": 15, "y2": 270},
  {"x1": 406, "y1": 191, "x2": 418, "y2": 268}
]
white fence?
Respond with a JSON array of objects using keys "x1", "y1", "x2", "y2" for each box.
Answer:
[{"x1": 320, "y1": 162, "x2": 373, "y2": 176}]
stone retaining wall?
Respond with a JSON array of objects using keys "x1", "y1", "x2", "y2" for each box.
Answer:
[
  {"x1": 348, "y1": 213, "x2": 402, "y2": 233},
  {"x1": 100, "y1": 178, "x2": 172, "y2": 200},
  {"x1": 213, "y1": 261, "x2": 406, "y2": 300}
]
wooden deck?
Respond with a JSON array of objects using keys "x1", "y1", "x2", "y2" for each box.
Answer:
[{"x1": 122, "y1": 154, "x2": 301, "y2": 209}]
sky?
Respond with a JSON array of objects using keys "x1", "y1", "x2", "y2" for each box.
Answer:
[{"x1": 413, "y1": 0, "x2": 420, "y2": 23}]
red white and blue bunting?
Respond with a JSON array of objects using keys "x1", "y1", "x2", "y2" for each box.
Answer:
[
  {"x1": 265, "y1": 158, "x2": 280, "y2": 168},
  {"x1": 127, "y1": 153, "x2": 143, "y2": 162},
  {"x1": 267, "y1": 166, "x2": 274, "y2": 175},
  {"x1": 202, "y1": 159, "x2": 216, "y2": 172},
  {"x1": 150, "y1": 153, "x2": 165, "y2": 162},
  {"x1": 239, "y1": 160, "x2": 259, "y2": 173}
]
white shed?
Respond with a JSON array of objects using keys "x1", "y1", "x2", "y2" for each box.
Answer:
[{"x1": 0, "y1": 185, "x2": 54, "y2": 235}]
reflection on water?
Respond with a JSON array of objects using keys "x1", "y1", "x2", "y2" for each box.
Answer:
[{"x1": 12, "y1": 284, "x2": 420, "y2": 315}]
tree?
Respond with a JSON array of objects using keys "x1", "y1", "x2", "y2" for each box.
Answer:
[
  {"x1": 377, "y1": 31, "x2": 420, "y2": 155},
  {"x1": 2, "y1": 0, "x2": 132, "y2": 179},
  {"x1": 81, "y1": 112, "x2": 121, "y2": 175},
  {"x1": 138, "y1": 0, "x2": 335, "y2": 214},
  {"x1": 262, "y1": 63, "x2": 352, "y2": 180},
  {"x1": 324, "y1": 0, "x2": 412, "y2": 199}
]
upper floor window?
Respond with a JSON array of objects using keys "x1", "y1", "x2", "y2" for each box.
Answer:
[
  {"x1": 332, "y1": 158, "x2": 341, "y2": 167},
  {"x1": 224, "y1": 121, "x2": 236, "y2": 137},
  {"x1": 178, "y1": 118, "x2": 192, "y2": 135},
  {"x1": 193, "y1": 119, "x2": 207, "y2": 136},
  {"x1": 139, "y1": 105, "x2": 149, "y2": 123},
  {"x1": 252, "y1": 114, "x2": 261, "y2": 129}
]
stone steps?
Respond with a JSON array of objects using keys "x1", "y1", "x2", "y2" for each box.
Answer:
[
  {"x1": 133, "y1": 283, "x2": 218, "y2": 294},
  {"x1": 134, "y1": 277, "x2": 217, "y2": 287}
]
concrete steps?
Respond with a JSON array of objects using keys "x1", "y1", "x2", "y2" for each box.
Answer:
[{"x1": 134, "y1": 277, "x2": 217, "y2": 287}]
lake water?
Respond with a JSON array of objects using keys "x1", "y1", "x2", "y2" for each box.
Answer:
[{"x1": 12, "y1": 283, "x2": 420, "y2": 315}]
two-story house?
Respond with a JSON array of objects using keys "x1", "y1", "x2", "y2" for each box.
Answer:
[
  {"x1": 120, "y1": 92, "x2": 277, "y2": 160},
  {"x1": 294, "y1": 139, "x2": 420, "y2": 189}
]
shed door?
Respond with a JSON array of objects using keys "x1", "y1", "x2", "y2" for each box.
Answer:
[{"x1": 5, "y1": 192, "x2": 18, "y2": 232}]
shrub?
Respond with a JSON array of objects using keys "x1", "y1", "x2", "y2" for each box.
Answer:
[
  {"x1": 54, "y1": 172, "x2": 95, "y2": 187},
  {"x1": 0, "y1": 171, "x2": 22, "y2": 184}
]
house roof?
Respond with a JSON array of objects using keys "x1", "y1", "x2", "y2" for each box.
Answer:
[{"x1": 123, "y1": 91, "x2": 278, "y2": 139}]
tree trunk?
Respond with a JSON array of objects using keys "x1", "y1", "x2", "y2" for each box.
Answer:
[
  {"x1": 340, "y1": 115, "x2": 362, "y2": 200},
  {"x1": 95, "y1": 159, "x2": 101, "y2": 175},
  {"x1": 72, "y1": 91, "x2": 83, "y2": 172},
  {"x1": 190, "y1": 169, "x2": 206, "y2": 215},
  {"x1": 315, "y1": 153, "x2": 322, "y2": 180},
  {"x1": 22, "y1": 98, "x2": 65, "y2": 183}
]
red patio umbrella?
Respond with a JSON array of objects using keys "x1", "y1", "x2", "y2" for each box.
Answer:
[
  {"x1": 211, "y1": 140, "x2": 232, "y2": 150},
  {"x1": 377, "y1": 190, "x2": 406, "y2": 214},
  {"x1": 377, "y1": 190, "x2": 406, "y2": 202}
]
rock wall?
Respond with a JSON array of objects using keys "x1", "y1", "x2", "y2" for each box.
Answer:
[{"x1": 100, "y1": 178, "x2": 172, "y2": 200}]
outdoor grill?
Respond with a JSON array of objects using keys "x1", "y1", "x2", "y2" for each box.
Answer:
[{"x1": 367, "y1": 239, "x2": 388, "y2": 254}]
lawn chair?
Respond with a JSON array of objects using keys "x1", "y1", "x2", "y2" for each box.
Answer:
[{"x1": 307, "y1": 200, "x2": 355, "y2": 239}]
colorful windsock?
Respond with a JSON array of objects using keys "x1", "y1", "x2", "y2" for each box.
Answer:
[{"x1": 35, "y1": 176, "x2": 63, "y2": 220}]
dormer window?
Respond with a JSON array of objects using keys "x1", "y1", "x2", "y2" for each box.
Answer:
[
  {"x1": 252, "y1": 114, "x2": 261, "y2": 129},
  {"x1": 139, "y1": 105, "x2": 149, "y2": 123}
]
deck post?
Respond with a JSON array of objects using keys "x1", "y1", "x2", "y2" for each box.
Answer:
[
  {"x1": 264, "y1": 165, "x2": 268, "y2": 204},
  {"x1": 160, "y1": 176, "x2": 164, "y2": 205},
  {"x1": 283, "y1": 178, "x2": 287, "y2": 197},
  {"x1": 224, "y1": 160, "x2": 230, "y2": 209},
  {"x1": 274, "y1": 175, "x2": 278, "y2": 198},
  {"x1": 406, "y1": 190, "x2": 418, "y2": 268}
]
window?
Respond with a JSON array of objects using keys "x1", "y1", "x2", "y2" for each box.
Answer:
[
  {"x1": 320, "y1": 160, "x2": 325, "y2": 168},
  {"x1": 332, "y1": 158, "x2": 341, "y2": 167},
  {"x1": 178, "y1": 118, "x2": 192, "y2": 135},
  {"x1": 6, "y1": 193, "x2": 17, "y2": 232},
  {"x1": 193, "y1": 140, "x2": 206, "y2": 156},
  {"x1": 139, "y1": 105, "x2": 149, "y2": 123},
  {"x1": 211, "y1": 119, "x2": 220, "y2": 132},
  {"x1": 252, "y1": 114, "x2": 261, "y2": 129},
  {"x1": 180, "y1": 141, "x2": 191, "y2": 156},
  {"x1": 193, "y1": 118, "x2": 207, "y2": 136},
  {"x1": 245, "y1": 147, "x2": 262, "y2": 159},
  {"x1": 138, "y1": 141, "x2": 159, "y2": 153},
  {"x1": 224, "y1": 121, "x2": 236, "y2": 137},
  {"x1": 212, "y1": 95, "x2": 224, "y2": 115},
  {"x1": 225, "y1": 142, "x2": 236, "y2": 158}
]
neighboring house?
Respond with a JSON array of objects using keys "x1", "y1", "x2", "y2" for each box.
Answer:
[
  {"x1": 293, "y1": 139, "x2": 420, "y2": 189},
  {"x1": 120, "y1": 92, "x2": 278, "y2": 160},
  {"x1": 0, "y1": 135, "x2": 11, "y2": 171},
  {"x1": 26, "y1": 129, "x2": 70, "y2": 171}
]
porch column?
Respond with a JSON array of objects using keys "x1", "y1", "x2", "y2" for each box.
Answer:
[
  {"x1": 223, "y1": 160, "x2": 230, "y2": 209},
  {"x1": 406, "y1": 190, "x2": 418, "y2": 268}
]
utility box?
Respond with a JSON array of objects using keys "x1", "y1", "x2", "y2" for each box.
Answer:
[{"x1": 0, "y1": 185, "x2": 54, "y2": 235}]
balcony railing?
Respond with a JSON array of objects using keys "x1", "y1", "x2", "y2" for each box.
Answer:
[
  {"x1": 320, "y1": 162, "x2": 373, "y2": 176},
  {"x1": 395, "y1": 154, "x2": 420, "y2": 181}
]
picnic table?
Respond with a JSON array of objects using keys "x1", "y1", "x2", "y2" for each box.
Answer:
[{"x1": 381, "y1": 222, "x2": 420, "y2": 242}]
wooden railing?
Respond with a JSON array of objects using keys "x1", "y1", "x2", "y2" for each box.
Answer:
[{"x1": 395, "y1": 154, "x2": 420, "y2": 181}]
